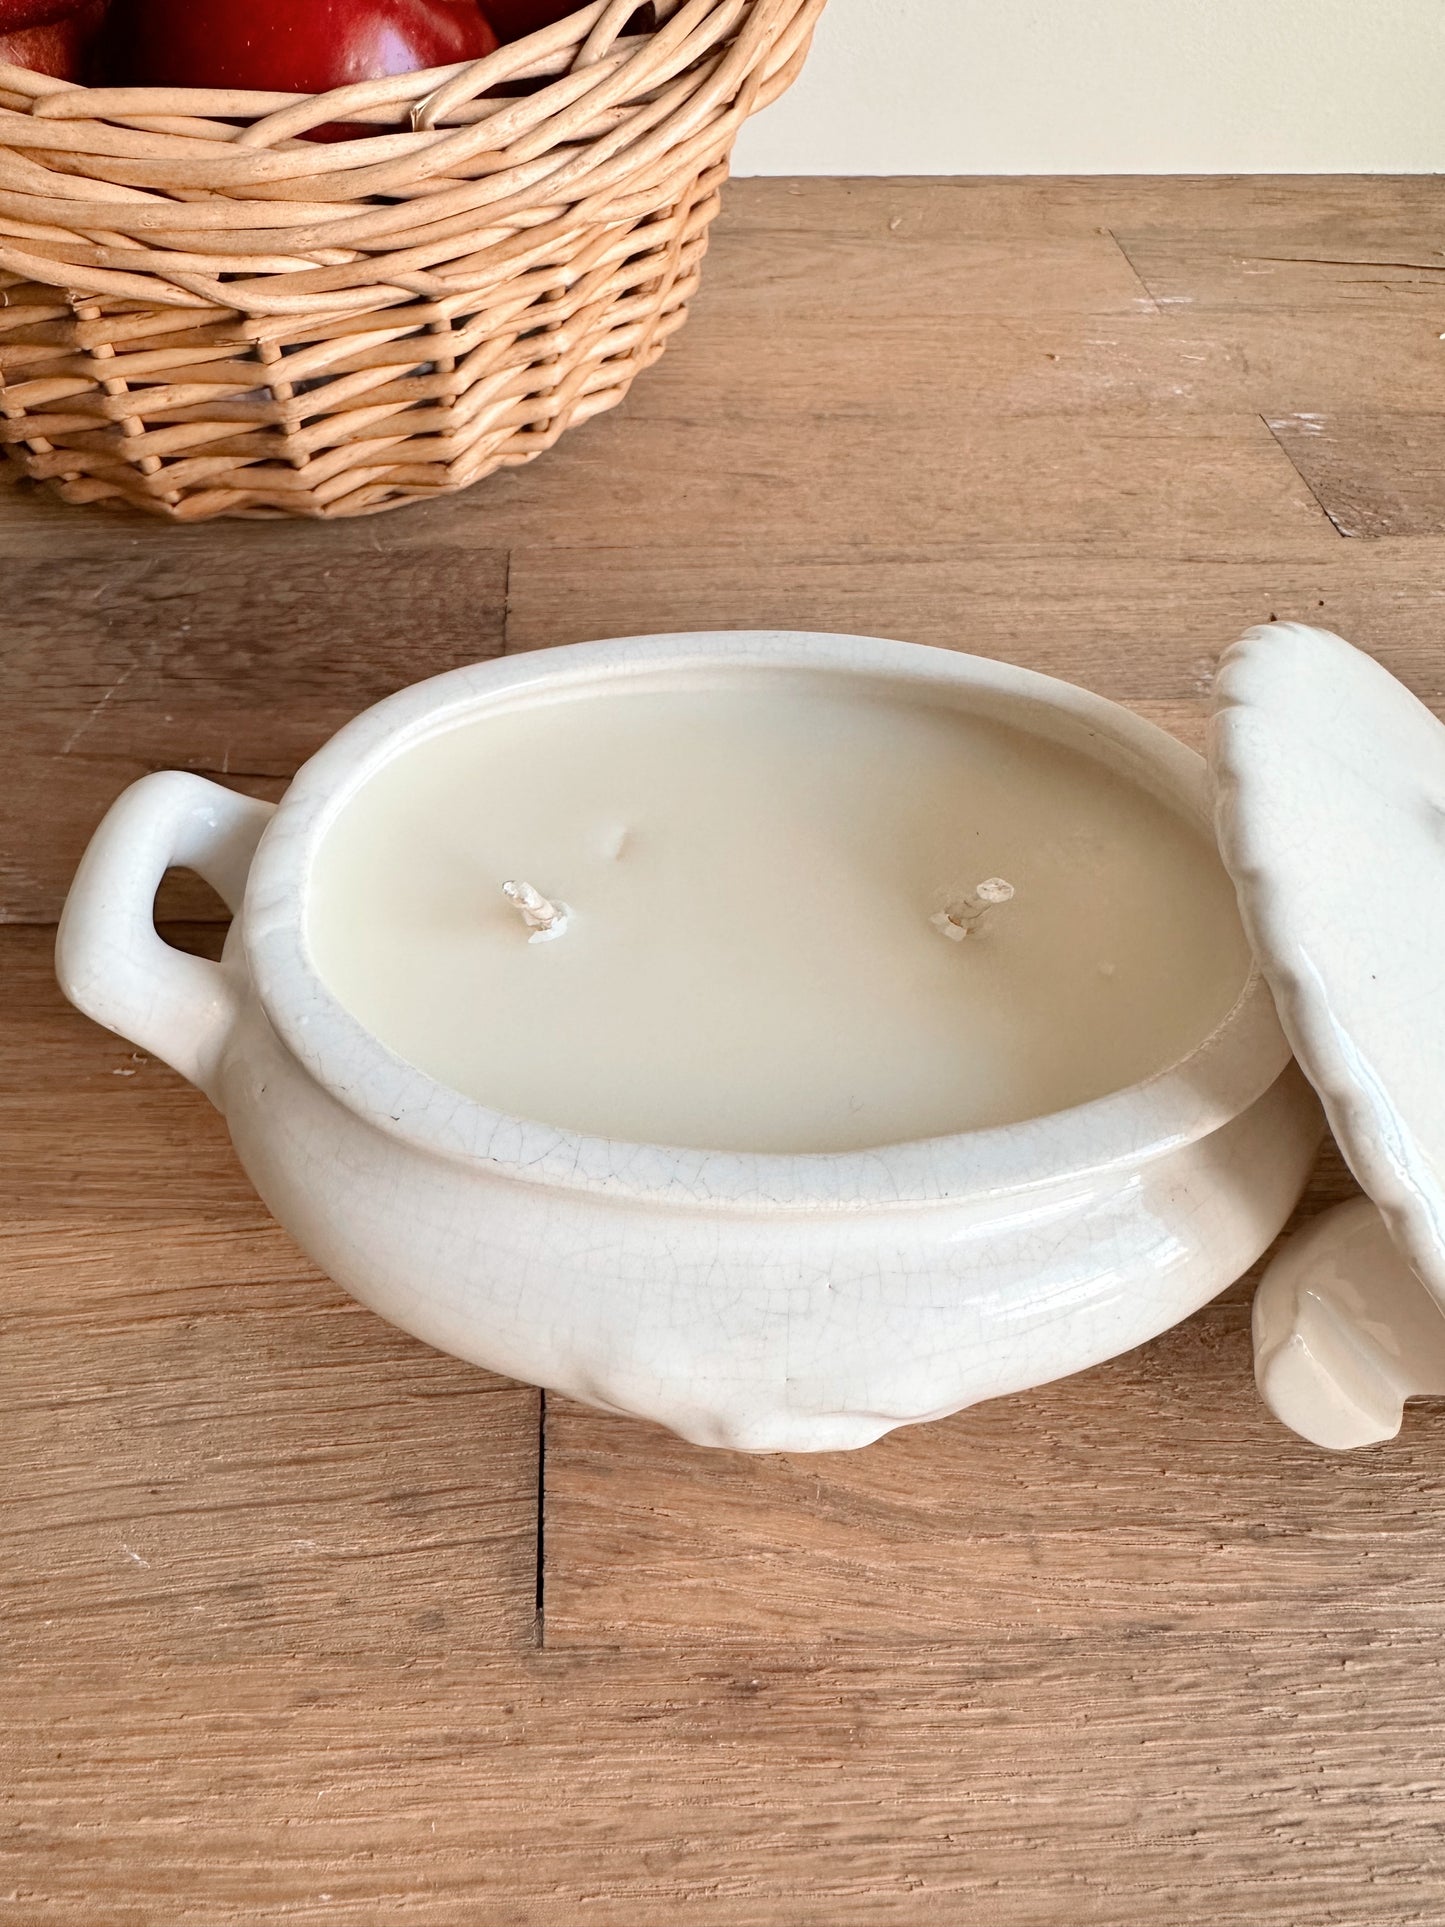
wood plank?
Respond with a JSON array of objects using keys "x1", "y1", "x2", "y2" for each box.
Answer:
[
  {"x1": 505, "y1": 542, "x2": 1445, "y2": 759},
  {"x1": 1, "y1": 1224, "x2": 540, "y2": 1660},
  {"x1": 1116, "y1": 225, "x2": 1445, "y2": 313},
  {"x1": 5, "y1": 921, "x2": 273, "y2": 1218},
  {"x1": 708, "y1": 180, "x2": 1445, "y2": 323},
  {"x1": 694, "y1": 220, "x2": 1151, "y2": 321},
  {"x1": 1266, "y1": 412, "x2": 1445, "y2": 537},
  {"x1": 0, "y1": 535, "x2": 508, "y2": 923},
  {"x1": 427, "y1": 404, "x2": 1331, "y2": 557},
  {"x1": 537, "y1": 1146, "x2": 1445, "y2": 1650},
  {"x1": 383, "y1": 184, "x2": 1353, "y2": 560},
  {"x1": 0, "y1": 931, "x2": 540, "y2": 1658},
  {"x1": 715, "y1": 175, "x2": 1445, "y2": 242},
  {"x1": 631, "y1": 307, "x2": 1445, "y2": 419},
  {"x1": 6, "y1": 1633, "x2": 1445, "y2": 1926}
]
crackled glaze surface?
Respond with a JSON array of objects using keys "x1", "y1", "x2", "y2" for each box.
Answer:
[
  {"x1": 1214, "y1": 625, "x2": 1445, "y2": 1449},
  {"x1": 1214, "y1": 624, "x2": 1445, "y2": 1303},
  {"x1": 1252, "y1": 1197, "x2": 1445, "y2": 1451},
  {"x1": 57, "y1": 633, "x2": 1322, "y2": 1451}
]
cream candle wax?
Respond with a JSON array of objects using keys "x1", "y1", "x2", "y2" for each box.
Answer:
[{"x1": 306, "y1": 665, "x2": 1251, "y2": 1155}]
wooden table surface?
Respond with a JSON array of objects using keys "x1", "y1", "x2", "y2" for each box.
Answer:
[{"x1": 6, "y1": 175, "x2": 1445, "y2": 1926}]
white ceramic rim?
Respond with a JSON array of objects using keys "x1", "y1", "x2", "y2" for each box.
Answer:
[{"x1": 242, "y1": 631, "x2": 1290, "y2": 1210}]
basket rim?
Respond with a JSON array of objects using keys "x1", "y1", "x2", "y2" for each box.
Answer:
[{"x1": 0, "y1": 0, "x2": 819, "y2": 309}]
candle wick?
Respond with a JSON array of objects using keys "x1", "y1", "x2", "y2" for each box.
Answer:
[
  {"x1": 932, "y1": 876, "x2": 1015, "y2": 943},
  {"x1": 502, "y1": 879, "x2": 570, "y2": 943}
]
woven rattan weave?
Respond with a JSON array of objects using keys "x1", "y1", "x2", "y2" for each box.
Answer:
[{"x1": 0, "y1": 0, "x2": 820, "y2": 518}]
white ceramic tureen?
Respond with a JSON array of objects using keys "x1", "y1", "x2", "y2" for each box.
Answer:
[{"x1": 59, "y1": 629, "x2": 1333, "y2": 1453}]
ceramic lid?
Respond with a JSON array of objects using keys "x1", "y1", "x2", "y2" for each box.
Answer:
[{"x1": 1211, "y1": 622, "x2": 1445, "y2": 1307}]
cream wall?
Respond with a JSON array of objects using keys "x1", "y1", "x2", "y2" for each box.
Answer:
[{"x1": 731, "y1": 0, "x2": 1445, "y2": 175}]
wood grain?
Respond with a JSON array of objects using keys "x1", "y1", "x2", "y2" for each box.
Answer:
[
  {"x1": 505, "y1": 542, "x2": 1445, "y2": 704},
  {"x1": 2, "y1": 922, "x2": 257, "y2": 1220},
  {"x1": 1266, "y1": 412, "x2": 1445, "y2": 538},
  {"x1": 629, "y1": 307, "x2": 1445, "y2": 419},
  {"x1": 7, "y1": 1635, "x2": 1445, "y2": 1926},
  {"x1": 1115, "y1": 225, "x2": 1445, "y2": 313},
  {"x1": 0, "y1": 534, "x2": 507, "y2": 923},
  {"x1": 446, "y1": 403, "x2": 1329, "y2": 558},
  {"x1": 705, "y1": 175, "x2": 1445, "y2": 242},
  {"x1": 2, "y1": 1222, "x2": 540, "y2": 1660},
  {"x1": 6, "y1": 176, "x2": 1445, "y2": 1926},
  {"x1": 693, "y1": 222, "x2": 1152, "y2": 320},
  {"x1": 0, "y1": 932, "x2": 540, "y2": 1659}
]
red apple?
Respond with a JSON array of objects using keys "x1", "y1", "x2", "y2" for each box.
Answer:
[
  {"x1": 481, "y1": 0, "x2": 578, "y2": 37},
  {"x1": 0, "y1": 0, "x2": 83, "y2": 28},
  {"x1": 484, "y1": 0, "x2": 653, "y2": 40},
  {"x1": 0, "y1": 0, "x2": 105, "y2": 75},
  {"x1": 113, "y1": 0, "x2": 499, "y2": 95}
]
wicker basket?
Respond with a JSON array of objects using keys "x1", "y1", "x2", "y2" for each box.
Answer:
[{"x1": 0, "y1": 0, "x2": 820, "y2": 519}]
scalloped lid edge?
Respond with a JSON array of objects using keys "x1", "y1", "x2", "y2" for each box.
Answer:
[{"x1": 1210, "y1": 622, "x2": 1445, "y2": 1307}]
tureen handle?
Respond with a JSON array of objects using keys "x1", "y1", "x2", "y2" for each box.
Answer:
[
  {"x1": 56, "y1": 772, "x2": 275, "y2": 1109},
  {"x1": 1253, "y1": 1196, "x2": 1445, "y2": 1449}
]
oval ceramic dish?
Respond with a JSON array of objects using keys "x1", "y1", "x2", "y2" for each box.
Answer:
[{"x1": 57, "y1": 632, "x2": 1322, "y2": 1451}]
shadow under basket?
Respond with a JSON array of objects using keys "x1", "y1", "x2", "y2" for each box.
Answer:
[{"x1": 0, "y1": 0, "x2": 820, "y2": 520}]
